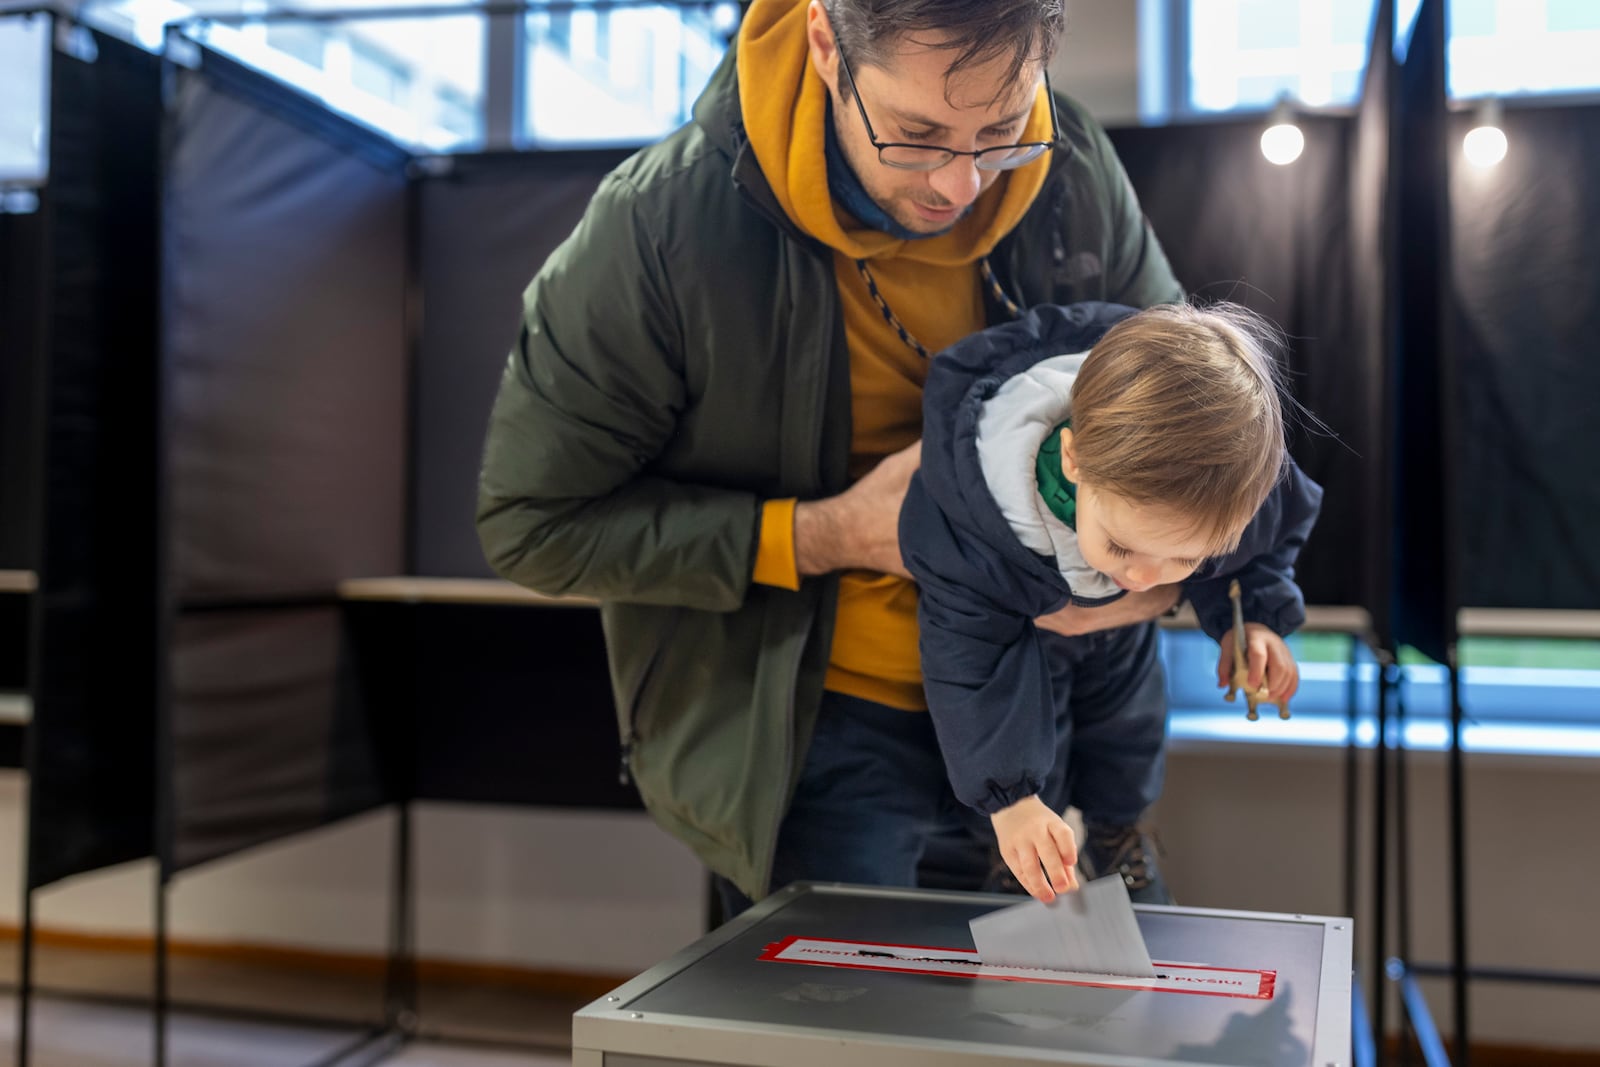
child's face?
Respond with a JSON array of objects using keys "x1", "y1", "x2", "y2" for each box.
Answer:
[
  {"x1": 1072, "y1": 485, "x2": 1213, "y2": 591},
  {"x1": 1059, "y1": 429, "x2": 1225, "y2": 592}
]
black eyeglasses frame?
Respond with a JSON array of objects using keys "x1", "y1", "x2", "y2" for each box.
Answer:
[{"x1": 835, "y1": 45, "x2": 1063, "y2": 173}]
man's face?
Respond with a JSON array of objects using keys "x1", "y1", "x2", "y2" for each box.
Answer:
[{"x1": 807, "y1": 7, "x2": 1043, "y2": 235}]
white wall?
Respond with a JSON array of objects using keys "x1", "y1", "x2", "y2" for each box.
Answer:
[
  {"x1": 0, "y1": 778, "x2": 706, "y2": 977},
  {"x1": 5, "y1": 740, "x2": 1598, "y2": 1050},
  {"x1": 1153, "y1": 742, "x2": 1600, "y2": 1053}
]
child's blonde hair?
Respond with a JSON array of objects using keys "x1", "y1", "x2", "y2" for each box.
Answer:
[{"x1": 1069, "y1": 303, "x2": 1287, "y2": 556}]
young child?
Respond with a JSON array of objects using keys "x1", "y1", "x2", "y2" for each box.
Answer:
[{"x1": 900, "y1": 301, "x2": 1323, "y2": 904}]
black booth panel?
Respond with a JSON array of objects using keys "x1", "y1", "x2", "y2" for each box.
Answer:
[
  {"x1": 164, "y1": 69, "x2": 409, "y2": 602},
  {"x1": 0, "y1": 206, "x2": 40, "y2": 692},
  {"x1": 26, "y1": 30, "x2": 163, "y2": 888},
  {"x1": 0, "y1": 208, "x2": 44, "y2": 572},
  {"x1": 0, "y1": 592, "x2": 25, "y2": 691},
  {"x1": 412, "y1": 152, "x2": 631, "y2": 578},
  {"x1": 1340, "y1": 9, "x2": 1400, "y2": 647},
  {"x1": 1108, "y1": 117, "x2": 1365, "y2": 610},
  {"x1": 340, "y1": 599, "x2": 639, "y2": 809},
  {"x1": 170, "y1": 607, "x2": 386, "y2": 870},
  {"x1": 160, "y1": 59, "x2": 410, "y2": 873},
  {"x1": 1448, "y1": 104, "x2": 1600, "y2": 610}
]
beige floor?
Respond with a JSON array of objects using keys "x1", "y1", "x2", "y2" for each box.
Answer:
[{"x1": 0, "y1": 938, "x2": 580, "y2": 1066}]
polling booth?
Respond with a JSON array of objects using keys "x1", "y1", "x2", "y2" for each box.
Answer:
[
  {"x1": 143, "y1": 33, "x2": 644, "y2": 1064},
  {"x1": 155, "y1": 44, "x2": 644, "y2": 867},
  {"x1": 1, "y1": 11, "x2": 162, "y2": 886},
  {"x1": 2, "y1": 12, "x2": 164, "y2": 1065}
]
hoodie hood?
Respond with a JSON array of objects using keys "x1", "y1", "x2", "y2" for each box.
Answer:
[
  {"x1": 974, "y1": 353, "x2": 1123, "y2": 599},
  {"x1": 735, "y1": 0, "x2": 1051, "y2": 264}
]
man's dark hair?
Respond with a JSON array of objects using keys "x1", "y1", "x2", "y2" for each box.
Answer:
[{"x1": 824, "y1": 0, "x2": 1064, "y2": 95}]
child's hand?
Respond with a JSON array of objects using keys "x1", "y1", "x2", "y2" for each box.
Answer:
[
  {"x1": 1215, "y1": 623, "x2": 1301, "y2": 703},
  {"x1": 990, "y1": 795, "x2": 1080, "y2": 903}
]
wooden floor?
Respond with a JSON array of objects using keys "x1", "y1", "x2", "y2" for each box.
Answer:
[
  {"x1": 0, "y1": 938, "x2": 579, "y2": 1066},
  {"x1": 0, "y1": 994, "x2": 570, "y2": 1067}
]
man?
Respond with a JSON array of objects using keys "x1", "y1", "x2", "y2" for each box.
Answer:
[{"x1": 477, "y1": 0, "x2": 1185, "y2": 914}]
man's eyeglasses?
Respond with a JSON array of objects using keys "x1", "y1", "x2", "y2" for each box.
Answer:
[{"x1": 836, "y1": 47, "x2": 1061, "y2": 173}]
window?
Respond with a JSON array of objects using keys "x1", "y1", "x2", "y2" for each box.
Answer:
[
  {"x1": 264, "y1": 22, "x2": 326, "y2": 71},
  {"x1": 0, "y1": 13, "x2": 51, "y2": 188},
  {"x1": 1146, "y1": 0, "x2": 1600, "y2": 121},
  {"x1": 350, "y1": 37, "x2": 412, "y2": 107},
  {"x1": 1162, "y1": 627, "x2": 1600, "y2": 758},
  {"x1": 79, "y1": 0, "x2": 742, "y2": 151},
  {"x1": 83, "y1": 0, "x2": 486, "y2": 151},
  {"x1": 522, "y1": 2, "x2": 740, "y2": 147},
  {"x1": 1187, "y1": 0, "x2": 1377, "y2": 113},
  {"x1": 1447, "y1": 0, "x2": 1600, "y2": 98}
]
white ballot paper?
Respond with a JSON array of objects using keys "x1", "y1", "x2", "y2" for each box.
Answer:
[{"x1": 968, "y1": 874, "x2": 1157, "y2": 978}]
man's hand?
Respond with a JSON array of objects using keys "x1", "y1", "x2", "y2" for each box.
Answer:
[
  {"x1": 990, "y1": 795, "x2": 1080, "y2": 903},
  {"x1": 1215, "y1": 623, "x2": 1301, "y2": 703},
  {"x1": 1034, "y1": 584, "x2": 1181, "y2": 638},
  {"x1": 794, "y1": 441, "x2": 920, "y2": 578}
]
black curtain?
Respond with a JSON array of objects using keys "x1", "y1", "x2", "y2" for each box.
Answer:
[
  {"x1": 1448, "y1": 101, "x2": 1600, "y2": 611},
  {"x1": 0, "y1": 187, "x2": 39, "y2": 764},
  {"x1": 160, "y1": 50, "x2": 410, "y2": 874},
  {"x1": 411, "y1": 150, "x2": 631, "y2": 578},
  {"x1": 0, "y1": 183, "x2": 44, "y2": 705},
  {"x1": 387, "y1": 151, "x2": 640, "y2": 810},
  {"x1": 1390, "y1": 0, "x2": 1456, "y2": 662},
  {"x1": 25, "y1": 24, "x2": 163, "y2": 890},
  {"x1": 0, "y1": 206, "x2": 44, "y2": 573},
  {"x1": 342, "y1": 600, "x2": 639, "y2": 810},
  {"x1": 1340, "y1": 0, "x2": 1400, "y2": 648},
  {"x1": 1107, "y1": 116, "x2": 1363, "y2": 609}
]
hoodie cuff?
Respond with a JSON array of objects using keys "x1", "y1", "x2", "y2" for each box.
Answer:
[{"x1": 751, "y1": 498, "x2": 800, "y2": 591}]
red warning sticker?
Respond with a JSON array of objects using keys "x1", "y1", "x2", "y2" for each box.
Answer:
[{"x1": 759, "y1": 936, "x2": 1276, "y2": 1000}]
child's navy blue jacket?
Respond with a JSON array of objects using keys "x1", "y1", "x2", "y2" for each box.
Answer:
[{"x1": 900, "y1": 302, "x2": 1324, "y2": 816}]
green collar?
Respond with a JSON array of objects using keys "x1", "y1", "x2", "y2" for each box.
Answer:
[{"x1": 1036, "y1": 419, "x2": 1077, "y2": 528}]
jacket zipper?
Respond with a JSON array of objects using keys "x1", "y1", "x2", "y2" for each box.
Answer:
[
  {"x1": 617, "y1": 734, "x2": 634, "y2": 787},
  {"x1": 616, "y1": 610, "x2": 678, "y2": 788},
  {"x1": 755, "y1": 259, "x2": 841, "y2": 896}
]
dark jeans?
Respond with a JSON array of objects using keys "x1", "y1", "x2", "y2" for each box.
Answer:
[{"x1": 715, "y1": 620, "x2": 1167, "y2": 920}]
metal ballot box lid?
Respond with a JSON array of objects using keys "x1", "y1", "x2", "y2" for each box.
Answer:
[{"x1": 573, "y1": 882, "x2": 1352, "y2": 1067}]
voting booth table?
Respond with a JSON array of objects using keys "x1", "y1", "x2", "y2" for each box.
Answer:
[{"x1": 574, "y1": 883, "x2": 1353, "y2": 1067}]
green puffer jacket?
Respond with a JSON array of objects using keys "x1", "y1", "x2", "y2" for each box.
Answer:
[{"x1": 476, "y1": 43, "x2": 1183, "y2": 899}]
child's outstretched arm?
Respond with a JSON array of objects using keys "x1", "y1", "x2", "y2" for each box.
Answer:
[
  {"x1": 1184, "y1": 461, "x2": 1323, "y2": 642},
  {"x1": 902, "y1": 472, "x2": 1078, "y2": 903},
  {"x1": 1184, "y1": 461, "x2": 1322, "y2": 713}
]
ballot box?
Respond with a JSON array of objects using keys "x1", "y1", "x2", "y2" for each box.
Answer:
[{"x1": 572, "y1": 882, "x2": 1352, "y2": 1067}]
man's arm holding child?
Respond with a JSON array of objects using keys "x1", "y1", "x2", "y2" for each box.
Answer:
[{"x1": 1033, "y1": 584, "x2": 1182, "y2": 637}]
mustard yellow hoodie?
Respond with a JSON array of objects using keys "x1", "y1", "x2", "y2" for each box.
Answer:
[{"x1": 740, "y1": 0, "x2": 1050, "y2": 710}]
